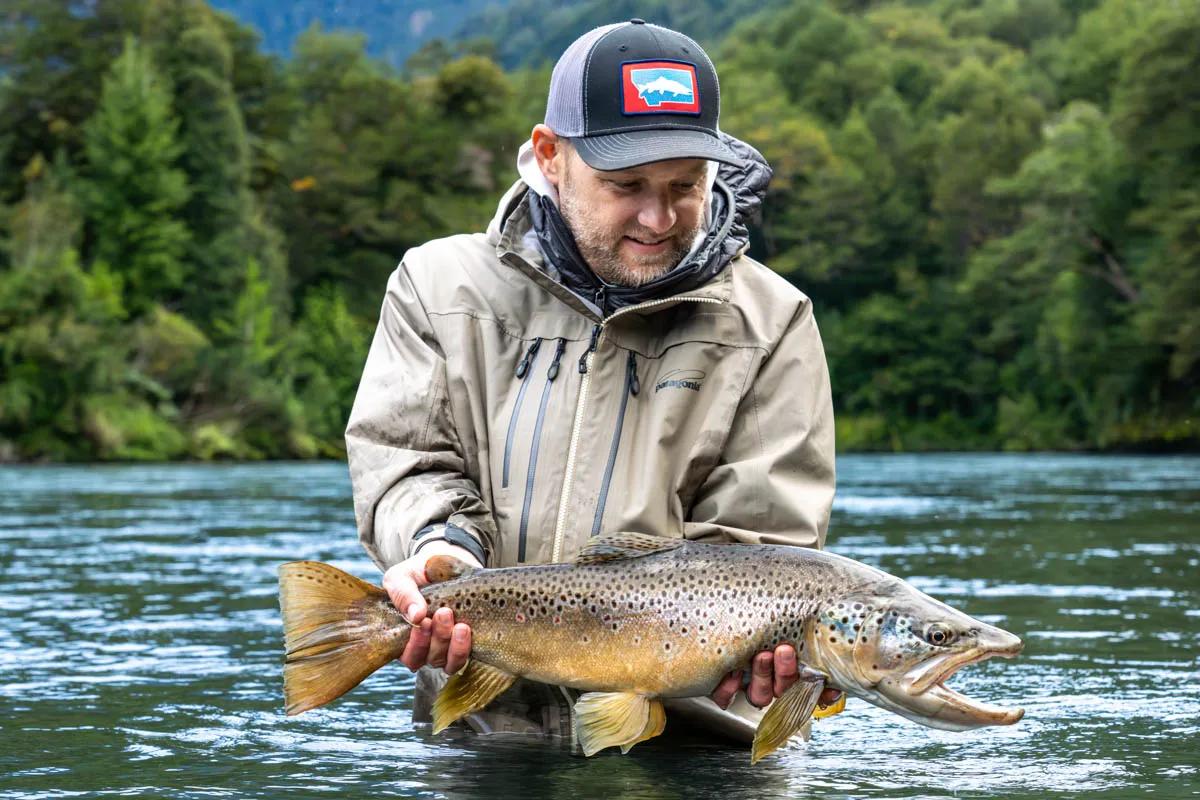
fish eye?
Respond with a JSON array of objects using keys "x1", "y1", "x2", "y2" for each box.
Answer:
[{"x1": 925, "y1": 624, "x2": 956, "y2": 647}]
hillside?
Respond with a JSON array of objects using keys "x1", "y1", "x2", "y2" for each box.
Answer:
[{"x1": 0, "y1": 0, "x2": 1196, "y2": 460}]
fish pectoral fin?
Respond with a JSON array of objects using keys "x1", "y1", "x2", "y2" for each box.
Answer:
[
  {"x1": 620, "y1": 698, "x2": 666, "y2": 754},
  {"x1": 574, "y1": 691, "x2": 657, "y2": 756},
  {"x1": 573, "y1": 532, "x2": 684, "y2": 566},
  {"x1": 751, "y1": 675, "x2": 825, "y2": 764},
  {"x1": 431, "y1": 660, "x2": 516, "y2": 734}
]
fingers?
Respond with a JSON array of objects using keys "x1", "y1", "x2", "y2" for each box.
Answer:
[
  {"x1": 746, "y1": 651, "x2": 774, "y2": 708},
  {"x1": 383, "y1": 561, "x2": 427, "y2": 625},
  {"x1": 711, "y1": 670, "x2": 742, "y2": 709},
  {"x1": 443, "y1": 623, "x2": 472, "y2": 675},
  {"x1": 400, "y1": 618, "x2": 432, "y2": 671},
  {"x1": 426, "y1": 607, "x2": 456, "y2": 669},
  {"x1": 773, "y1": 644, "x2": 798, "y2": 698}
]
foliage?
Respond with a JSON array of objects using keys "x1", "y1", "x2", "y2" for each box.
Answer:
[
  {"x1": 81, "y1": 36, "x2": 192, "y2": 315},
  {"x1": 0, "y1": 0, "x2": 1197, "y2": 459}
]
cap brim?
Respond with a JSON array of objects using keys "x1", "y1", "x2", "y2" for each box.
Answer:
[{"x1": 572, "y1": 129, "x2": 744, "y2": 171}]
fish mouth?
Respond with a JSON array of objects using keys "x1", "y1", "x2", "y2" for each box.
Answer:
[{"x1": 901, "y1": 639, "x2": 1025, "y2": 727}]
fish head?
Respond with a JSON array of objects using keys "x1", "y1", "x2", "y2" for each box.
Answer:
[{"x1": 812, "y1": 578, "x2": 1024, "y2": 731}]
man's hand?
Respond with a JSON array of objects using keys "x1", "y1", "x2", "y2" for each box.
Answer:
[
  {"x1": 382, "y1": 541, "x2": 482, "y2": 675},
  {"x1": 710, "y1": 644, "x2": 842, "y2": 709}
]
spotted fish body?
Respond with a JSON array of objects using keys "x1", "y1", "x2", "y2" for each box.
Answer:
[
  {"x1": 278, "y1": 533, "x2": 1025, "y2": 762},
  {"x1": 424, "y1": 541, "x2": 862, "y2": 699}
]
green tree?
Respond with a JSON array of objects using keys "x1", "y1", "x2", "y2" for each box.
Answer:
[
  {"x1": 0, "y1": 158, "x2": 142, "y2": 459},
  {"x1": 1113, "y1": 7, "x2": 1200, "y2": 403},
  {"x1": 143, "y1": 0, "x2": 287, "y2": 327},
  {"x1": 81, "y1": 36, "x2": 191, "y2": 315},
  {"x1": 0, "y1": 0, "x2": 146, "y2": 203}
]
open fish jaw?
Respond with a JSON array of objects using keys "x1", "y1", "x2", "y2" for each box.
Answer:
[{"x1": 901, "y1": 644, "x2": 1025, "y2": 727}]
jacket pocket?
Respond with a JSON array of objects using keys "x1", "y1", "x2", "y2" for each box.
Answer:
[
  {"x1": 519, "y1": 338, "x2": 567, "y2": 562},
  {"x1": 591, "y1": 350, "x2": 640, "y2": 536},
  {"x1": 502, "y1": 338, "x2": 542, "y2": 489}
]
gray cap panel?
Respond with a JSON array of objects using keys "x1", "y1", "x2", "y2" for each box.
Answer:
[{"x1": 544, "y1": 23, "x2": 623, "y2": 137}]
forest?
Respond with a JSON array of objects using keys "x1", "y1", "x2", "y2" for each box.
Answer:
[{"x1": 0, "y1": 0, "x2": 1196, "y2": 460}]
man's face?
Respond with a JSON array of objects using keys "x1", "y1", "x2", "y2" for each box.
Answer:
[{"x1": 555, "y1": 147, "x2": 709, "y2": 288}]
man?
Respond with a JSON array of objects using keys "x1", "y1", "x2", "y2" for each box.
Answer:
[{"x1": 346, "y1": 19, "x2": 836, "y2": 744}]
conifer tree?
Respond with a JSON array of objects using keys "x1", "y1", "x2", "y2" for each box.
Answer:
[
  {"x1": 142, "y1": 0, "x2": 287, "y2": 328},
  {"x1": 82, "y1": 36, "x2": 191, "y2": 316}
]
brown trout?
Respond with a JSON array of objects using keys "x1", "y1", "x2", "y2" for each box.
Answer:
[{"x1": 278, "y1": 533, "x2": 1024, "y2": 762}]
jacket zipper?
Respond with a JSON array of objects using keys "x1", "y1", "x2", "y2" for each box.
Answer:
[
  {"x1": 519, "y1": 337, "x2": 566, "y2": 562},
  {"x1": 551, "y1": 296, "x2": 723, "y2": 562},
  {"x1": 591, "y1": 350, "x2": 639, "y2": 536},
  {"x1": 503, "y1": 338, "x2": 542, "y2": 489}
]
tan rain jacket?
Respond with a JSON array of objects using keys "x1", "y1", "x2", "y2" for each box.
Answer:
[{"x1": 346, "y1": 138, "x2": 835, "y2": 573}]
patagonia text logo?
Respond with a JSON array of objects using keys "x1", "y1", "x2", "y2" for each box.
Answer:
[
  {"x1": 622, "y1": 61, "x2": 701, "y2": 115},
  {"x1": 655, "y1": 369, "x2": 706, "y2": 393}
]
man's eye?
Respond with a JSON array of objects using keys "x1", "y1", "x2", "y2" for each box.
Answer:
[
  {"x1": 613, "y1": 182, "x2": 639, "y2": 191},
  {"x1": 673, "y1": 182, "x2": 698, "y2": 191}
]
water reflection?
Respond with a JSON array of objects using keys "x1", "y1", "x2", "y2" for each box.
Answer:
[{"x1": 1, "y1": 455, "x2": 1197, "y2": 798}]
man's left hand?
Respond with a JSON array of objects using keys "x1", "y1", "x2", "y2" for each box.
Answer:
[{"x1": 710, "y1": 644, "x2": 842, "y2": 709}]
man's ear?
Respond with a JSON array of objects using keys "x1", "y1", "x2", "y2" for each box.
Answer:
[{"x1": 531, "y1": 124, "x2": 567, "y2": 188}]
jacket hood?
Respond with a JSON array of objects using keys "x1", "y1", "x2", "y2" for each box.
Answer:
[{"x1": 488, "y1": 132, "x2": 773, "y2": 316}]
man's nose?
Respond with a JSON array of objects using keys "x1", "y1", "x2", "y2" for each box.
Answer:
[{"x1": 637, "y1": 195, "x2": 676, "y2": 234}]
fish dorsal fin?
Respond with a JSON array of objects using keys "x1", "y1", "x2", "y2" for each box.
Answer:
[
  {"x1": 431, "y1": 660, "x2": 516, "y2": 734},
  {"x1": 573, "y1": 532, "x2": 684, "y2": 566},
  {"x1": 751, "y1": 671, "x2": 826, "y2": 764},
  {"x1": 573, "y1": 691, "x2": 665, "y2": 756}
]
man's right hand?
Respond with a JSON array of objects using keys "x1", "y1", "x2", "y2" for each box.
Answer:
[{"x1": 382, "y1": 541, "x2": 481, "y2": 676}]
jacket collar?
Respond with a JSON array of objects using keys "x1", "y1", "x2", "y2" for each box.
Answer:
[{"x1": 487, "y1": 133, "x2": 771, "y2": 322}]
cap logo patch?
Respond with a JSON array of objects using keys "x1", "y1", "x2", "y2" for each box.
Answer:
[{"x1": 622, "y1": 61, "x2": 701, "y2": 115}]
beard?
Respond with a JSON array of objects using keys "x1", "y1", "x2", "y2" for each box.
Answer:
[{"x1": 557, "y1": 174, "x2": 704, "y2": 288}]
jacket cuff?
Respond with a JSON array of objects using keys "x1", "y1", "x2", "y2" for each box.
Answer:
[{"x1": 410, "y1": 523, "x2": 488, "y2": 567}]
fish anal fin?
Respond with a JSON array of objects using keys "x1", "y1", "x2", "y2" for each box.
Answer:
[
  {"x1": 573, "y1": 532, "x2": 684, "y2": 566},
  {"x1": 751, "y1": 674, "x2": 825, "y2": 764},
  {"x1": 574, "y1": 692, "x2": 654, "y2": 756},
  {"x1": 431, "y1": 661, "x2": 516, "y2": 734},
  {"x1": 813, "y1": 692, "x2": 847, "y2": 719},
  {"x1": 620, "y1": 697, "x2": 666, "y2": 754},
  {"x1": 425, "y1": 554, "x2": 478, "y2": 584}
]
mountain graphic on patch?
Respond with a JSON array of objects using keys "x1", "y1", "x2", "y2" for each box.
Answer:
[{"x1": 622, "y1": 62, "x2": 701, "y2": 115}]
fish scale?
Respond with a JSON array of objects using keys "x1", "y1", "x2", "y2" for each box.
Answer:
[{"x1": 278, "y1": 532, "x2": 1025, "y2": 763}]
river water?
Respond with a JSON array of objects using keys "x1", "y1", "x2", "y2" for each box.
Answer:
[{"x1": 1, "y1": 455, "x2": 1197, "y2": 798}]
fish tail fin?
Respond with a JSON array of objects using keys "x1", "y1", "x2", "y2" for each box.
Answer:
[{"x1": 278, "y1": 560, "x2": 409, "y2": 716}]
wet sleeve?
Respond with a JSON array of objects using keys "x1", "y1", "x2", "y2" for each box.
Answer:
[
  {"x1": 345, "y1": 261, "x2": 497, "y2": 570},
  {"x1": 682, "y1": 299, "x2": 835, "y2": 549}
]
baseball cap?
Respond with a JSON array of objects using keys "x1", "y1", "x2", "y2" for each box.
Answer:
[{"x1": 544, "y1": 19, "x2": 743, "y2": 171}]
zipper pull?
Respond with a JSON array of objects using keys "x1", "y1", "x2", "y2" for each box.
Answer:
[
  {"x1": 578, "y1": 324, "x2": 602, "y2": 374},
  {"x1": 593, "y1": 286, "x2": 607, "y2": 314},
  {"x1": 515, "y1": 338, "x2": 542, "y2": 378},
  {"x1": 546, "y1": 338, "x2": 567, "y2": 381},
  {"x1": 626, "y1": 350, "x2": 640, "y2": 396}
]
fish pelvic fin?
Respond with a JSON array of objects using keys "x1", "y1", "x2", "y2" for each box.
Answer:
[
  {"x1": 432, "y1": 660, "x2": 516, "y2": 734},
  {"x1": 813, "y1": 692, "x2": 847, "y2": 719},
  {"x1": 751, "y1": 673, "x2": 826, "y2": 764},
  {"x1": 573, "y1": 532, "x2": 684, "y2": 566},
  {"x1": 278, "y1": 561, "x2": 408, "y2": 716},
  {"x1": 620, "y1": 698, "x2": 666, "y2": 754},
  {"x1": 574, "y1": 691, "x2": 663, "y2": 756}
]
